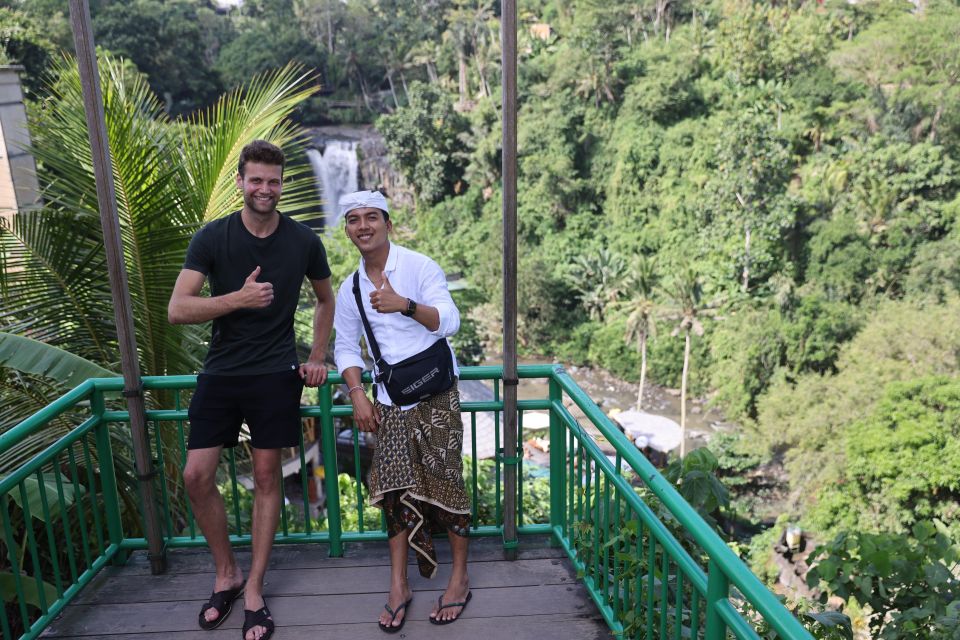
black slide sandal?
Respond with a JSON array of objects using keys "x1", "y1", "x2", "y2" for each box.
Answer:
[
  {"x1": 198, "y1": 582, "x2": 245, "y2": 631},
  {"x1": 242, "y1": 604, "x2": 274, "y2": 640}
]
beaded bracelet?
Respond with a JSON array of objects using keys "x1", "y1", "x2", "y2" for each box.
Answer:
[{"x1": 347, "y1": 385, "x2": 365, "y2": 396}]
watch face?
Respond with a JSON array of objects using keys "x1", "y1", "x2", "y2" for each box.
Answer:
[{"x1": 405, "y1": 299, "x2": 417, "y2": 316}]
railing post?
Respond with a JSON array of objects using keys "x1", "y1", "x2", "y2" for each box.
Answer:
[
  {"x1": 91, "y1": 388, "x2": 128, "y2": 565},
  {"x1": 548, "y1": 371, "x2": 565, "y2": 544},
  {"x1": 318, "y1": 382, "x2": 343, "y2": 557},
  {"x1": 705, "y1": 559, "x2": 729, "y2": 640}
]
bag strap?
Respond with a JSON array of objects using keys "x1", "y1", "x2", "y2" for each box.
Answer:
[{"x1": 352, "y1": 271, "x2": 386, "y2": 378}]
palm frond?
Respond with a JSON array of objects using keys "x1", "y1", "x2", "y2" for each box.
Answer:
[
  {"x1": 5, "y1": 55, "x2": 318, "y2": 384},
  {"x1": 179, "y1": 64, "x2": 321, "y2": 224},
  {"x1": 0, "y1": 371, "x2": 72, "y2": 471},
  {"x1": 0, "y1": 209, "x2": 117, "y2": 365},
  {"x1": 0, "y1": 332, "x2": 116, "y2": 387}
]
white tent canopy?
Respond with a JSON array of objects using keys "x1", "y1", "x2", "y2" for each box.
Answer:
[{"x1": 611, "y1": 410, "x2": 682, "y2": 453}]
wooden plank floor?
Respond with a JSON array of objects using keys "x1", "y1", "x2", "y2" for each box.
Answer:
[{"x1": 41, "y1": 537, "x2": 611, "y2": 639}]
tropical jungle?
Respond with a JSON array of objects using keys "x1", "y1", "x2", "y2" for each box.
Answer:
[{"x1": 1, "y1": 0, "x2": 959, "y2": 638}]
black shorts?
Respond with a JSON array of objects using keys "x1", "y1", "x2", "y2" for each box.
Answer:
[{"x1": 187, "y1": 369, "x2": 304, "y2": 450}]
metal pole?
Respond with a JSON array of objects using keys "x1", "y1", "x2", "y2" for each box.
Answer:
[
  {"x1": 501, "y1": 0, "x2": 519, "y2": 560},
  {"x1": 68, "y1": 0, "x2": 166, "y2": 574}
]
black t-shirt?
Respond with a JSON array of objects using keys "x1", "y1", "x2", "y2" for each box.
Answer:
[{"x1": 183, "y1": 210, "x2": 331, "y2": 375}]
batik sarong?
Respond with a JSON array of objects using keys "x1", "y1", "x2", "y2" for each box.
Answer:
[{"x1": 369, "y1": 382, "x2": 471, "y2": 578}]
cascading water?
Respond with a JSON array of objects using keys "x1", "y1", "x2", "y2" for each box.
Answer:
[{"x1": 307, "y1": 139, "x2": 358, "y2": 227}]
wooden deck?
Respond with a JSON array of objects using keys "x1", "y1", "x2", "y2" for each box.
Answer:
[{"x1": 41, "y1": 537, "x2": 611, "y2": 639}]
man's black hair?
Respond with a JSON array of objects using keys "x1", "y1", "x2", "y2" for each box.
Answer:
[{"x1": 238, "y1": 140, "x2": 285, "y2": 177}]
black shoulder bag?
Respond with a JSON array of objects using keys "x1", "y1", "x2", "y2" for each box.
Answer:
[{"x1": 352, "y1": 271, "x2": 455, "y2": 405}]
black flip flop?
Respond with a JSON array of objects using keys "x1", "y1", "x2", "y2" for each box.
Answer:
[
  {"x1": 378, "y1": 596, "x2": 413, "y2": 633},
  {"x1": 242, "y1": 604, "x2": 274, "y2": 640},
  {"x1": 429, "y1": 591, "x2": 472, "y2": 625},
  {"x1": 198, "y1": 581, "x2": 245, "y2": 631}
]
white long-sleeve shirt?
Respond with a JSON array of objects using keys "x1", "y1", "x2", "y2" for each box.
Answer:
[{"x1": 334, "y1": 243, "x2": 460, "y2": 407}]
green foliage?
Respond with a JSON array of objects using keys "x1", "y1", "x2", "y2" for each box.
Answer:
[
  {"x1": 377, "y1": 81, "x2": 467, "y2": 206},
  {"x1": 564, "y1": 248, "x2": 629, "y2": 321},
  {"x1": 516, "y1": 88, "x2": 590, "y2": 242},
  {"x1": 315, "y1": 473, "x2": 382, "y2": 532},
  {"x1": 801, "y1": 138, "x2": 959, "y2": 301},
  {"x1": 0, "y1": 7, "x2": 56, "y2": 98},
  {"x1": 646, "y1": 329, "x2": 710, "y2": 392},
  {"x1": 709, "y1": 307, "x2": 785, "y2": 419},
  {"x1": 1, "y1": 472, "x2": 80, "y2": 522},
  {"x1": 464, "y1": 456, "x2": 551, "y2": 525},
  {"x1": 602, "y1": 117, "x2": 664, "y2": 231},
  {"x1": 215, "y1": 22, "x2": 325, "y2": 94},
  {"x1": 744, "y1": 595, "x2": 855, "y2": 640},
  {"x1": 781, "y1": 296, "x2": 861, "y2": 375},
  {"x1": 662, "y1": 448, "x2": 729, "y2": 526},
  {"x1": 459, "y1": 96, "x2": 502, "y2": 191},
  {"x1": 808, "y1": 376, "x2": 960, "y2": 536},
  {"x1": 0, "y1": 571, "x2": 57, "y2": 609},
  {"x1": 710, "y1": 296, "x2": 861, "y2": 420},
  {"x1": 585, "y1": 317, "x2": 639, "y2": 382},
  {"x1": 755, "y1": 297, "x2": 960, "y2": 532},
  {"x1": 800, "y1": 610, "x2": 854, "y2": 640},
  {"x1": 713, "y1": 0, "x2": 835, "y2": 84},
  {"x1": 93, "y1": 0, "x2": 228, "y2": 115},
  {"x1": 904, "y1": 234, "x2": 960, "y2": 302},
  {"x1": 829, "y1": 2, "x2": 960, "y2": 154},
  {"x1": 807, "y1": 521, "x2": 960, "y2": 640},
  {"x1": 745, "y1": 516, "x2": 787, "y2": 585},
  {"x1": 0, "y1": 333, "x2": 117, "y2": 389},
  {"x1": 699, "y1": 109, "x2": 793, "y2": 293},
  {"x1": 804, "y1": 213, "x2": 878, "y2": 303}
]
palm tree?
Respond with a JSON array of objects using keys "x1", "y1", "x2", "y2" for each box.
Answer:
[
  {"x1": 443, "y1": 2, "x2": 473, "y2": 108},
  {"x1": 567, "y1": 249, "x2": 629, "y2": 321},
  {"x1": 0, "y1": 55, "x2": 319, "y2": 471},
  {"x1": 663, "y1": 266, "x2": 706, "y2": 458},
  {"x1": 853, "y1": 175, "x2": 898, "y2": 241},
  {"x1": 620, "y1": 257, "x2": 658, "y2": 411}
]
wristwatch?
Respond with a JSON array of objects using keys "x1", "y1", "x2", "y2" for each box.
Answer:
[{"x1": 402, "y1": 298, "x2": 417, "y2": 317}]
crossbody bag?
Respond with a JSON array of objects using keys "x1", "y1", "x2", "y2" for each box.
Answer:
[{"x1": 352, "y1": 271, "x2": 455, "y2": 405}]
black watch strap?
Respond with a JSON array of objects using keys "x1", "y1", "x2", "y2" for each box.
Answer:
[{"x1": 402, "y1": 298, "x2": 417, "y2": 317}]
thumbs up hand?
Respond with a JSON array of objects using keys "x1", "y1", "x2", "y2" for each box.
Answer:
[
  {"x1": 369, "y1": 272, "x2": 406, "y2": 314},
  {"x1": 237, "y1": 266, "x2": 274, "y2": 309}
]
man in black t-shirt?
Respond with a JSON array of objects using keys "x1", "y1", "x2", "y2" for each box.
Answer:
[{"x1": 168, "y1": 140, "x2": 334, "y2": 640}]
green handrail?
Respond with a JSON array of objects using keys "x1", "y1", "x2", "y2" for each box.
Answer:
[
  {"x1": 0, "y1": 365, "x2": 812, "y2": 640},
  {"x1": 550, "y1": 366, "x2": 811, "y2": 640}
]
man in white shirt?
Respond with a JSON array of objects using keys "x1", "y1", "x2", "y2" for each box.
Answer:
[{"x1": 334, "y1": 190, "x2": 473, "y2": 632}]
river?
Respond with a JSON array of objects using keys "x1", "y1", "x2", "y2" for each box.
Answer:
[{"x1": 482, "y1": 354, "x2": 735, "y2": 455}]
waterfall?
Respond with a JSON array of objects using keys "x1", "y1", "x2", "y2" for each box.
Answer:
[{"x1": 307, "y1": 139, "x2": 358, "y2": 227}]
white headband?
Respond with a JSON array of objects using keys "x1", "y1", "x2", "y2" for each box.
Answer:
[{"x1": 338, "y1": 190, "x2": 389, "y2": 219}]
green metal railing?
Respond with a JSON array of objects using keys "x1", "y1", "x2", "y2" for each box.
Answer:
[{"x1": 0, "y1": 365, "x2": 813, "y2": 640}]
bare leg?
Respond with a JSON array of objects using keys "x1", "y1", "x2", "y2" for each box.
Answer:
[
  {"x1": 183, "y1": 446, "x2": 244, "y2": 624},
  {"x1": 244, "y1": 447, "x2": 282, "y2": 640},
  {"x1": 379, "y1": 530, "x2": 413, "y2": 629},
  {"x1": 430, "y1": 531, "x2": 470, "y2": 622}
]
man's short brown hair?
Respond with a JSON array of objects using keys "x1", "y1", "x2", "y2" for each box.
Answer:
[{"x1": 238, "y1": 140, "x2": 285, "y2": 177}]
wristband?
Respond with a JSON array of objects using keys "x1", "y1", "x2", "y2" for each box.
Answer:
[{"x1": 347, "y1": 385, "x2": 364, "y2": 396}]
